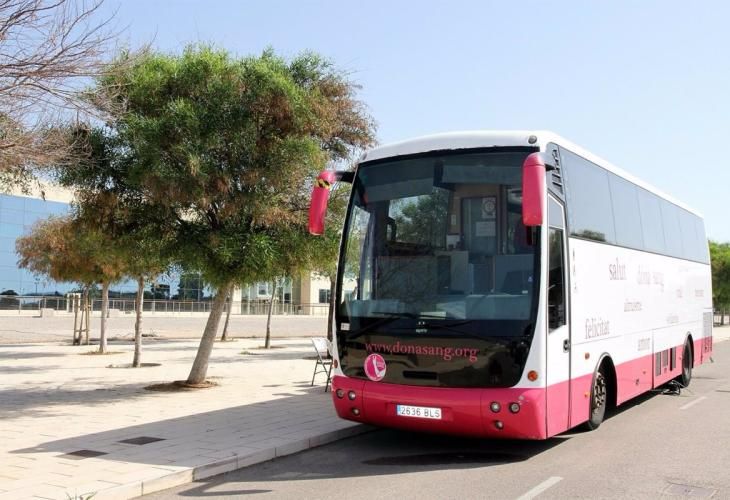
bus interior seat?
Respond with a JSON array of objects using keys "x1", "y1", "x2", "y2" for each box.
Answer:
[
  {"x1": 494, "y1": 254, "x2": 533, "y2": 295},
  {"x1": 471, "y1": 261, "x2": 493, "y2": 294}
]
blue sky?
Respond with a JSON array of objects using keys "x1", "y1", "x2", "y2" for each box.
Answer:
[{"x1": 101, "y1": 0, "x2": 730, "y2": 241}]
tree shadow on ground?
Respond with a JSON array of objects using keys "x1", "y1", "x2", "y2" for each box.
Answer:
[
  {"x1": 1, "y1": 350, "x2": 70, "y2": 359},
  {"x1": 0, "y1": 364, "x2": 64, "y2": 374},
  {"x1": 127, "y1": 344, "x2": 202, "y2": 352},
  {"x1": 218, "y1": 350, "x2": 313, "y2": 362},
  {"x1": 0, "y1": 381, "x2": 172, "y2": 419}
]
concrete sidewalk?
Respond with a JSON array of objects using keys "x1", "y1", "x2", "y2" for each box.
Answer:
[
  {"x1": 2, "y1": 327, "x2": 728, "y2": 500},
  {"x1": 0, "y1": 338, "x2": 366, "y2": 499}
]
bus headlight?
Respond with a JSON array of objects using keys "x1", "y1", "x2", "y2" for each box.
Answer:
[
  {"x1": 348, "y1": 390, "x2": 357, "y2": 400},
  {"x1": 509, "y1": 402, "x2": 520, "y2": 414},
  {"x1": 490, "y1": 402, "x2": 501, "y2": 413},
  {"x1": 335, "y1": 389, "x2": 344, "y2": 399}
]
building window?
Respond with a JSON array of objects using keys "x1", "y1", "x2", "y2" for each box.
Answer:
[{"x1": 318, "y1": 288, "x2": 331, "y2": 304}]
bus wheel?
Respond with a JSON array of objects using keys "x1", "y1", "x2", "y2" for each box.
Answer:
[
  {"x1": 679, "y1": 341, "x2": 693, "y2": 387},
  {"x1": 586, "y1": 367, "x2": 607, "y2": 430}
]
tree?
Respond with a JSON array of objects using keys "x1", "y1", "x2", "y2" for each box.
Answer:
[
  {"x1": 219, "y1": 290, "x2": 233, "y2": 342},
  {"x1": 710, "y1": 241, "x2": 730, "y2": 325},
  {"x1": 0, "y1": 0, "x2": 115, "y2": 188},
  {"x1": 264, "y1": 279, "x2": 279, "y2": 349},
  {"x1": 89, "y1": 46, "x2": 375, "y2": 385},
  {"x1": 16, "y1": 214, "x2": 125, "y2": 352},
  {"x1": 58, "y1": 126, "x2": 171, "y2": 365},
  {"x1": 121, "y1": 227, "x2": 167, "y2": 367}
]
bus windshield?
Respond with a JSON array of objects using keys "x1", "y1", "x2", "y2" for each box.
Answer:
[
  {"x1": 335, "y1": 149, "x2": 541, "y2": 387},
  {"x1": 339, "y1": 150, "x2": 539, "y2": 327}
]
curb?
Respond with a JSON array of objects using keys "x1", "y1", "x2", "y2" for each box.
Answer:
[{"x1": 76, "y1": 424, "x2": 372, "y2": 499}]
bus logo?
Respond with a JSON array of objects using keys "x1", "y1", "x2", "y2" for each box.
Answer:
[{"x1": 364, "y1": 353, "x2": 386, "y2": 381}]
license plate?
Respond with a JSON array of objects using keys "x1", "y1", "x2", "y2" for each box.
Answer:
[{"x1": 396, "y1": 404, "x2": 442, "y2": 419}]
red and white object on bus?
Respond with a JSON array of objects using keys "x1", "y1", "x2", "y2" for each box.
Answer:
[{"x1": 310, "y1": 131, "x2": 712, "y2": 439}]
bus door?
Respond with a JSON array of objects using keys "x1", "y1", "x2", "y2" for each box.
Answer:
[{"x1": 545, "y1": 195, "x2": 571, "y2": 435}]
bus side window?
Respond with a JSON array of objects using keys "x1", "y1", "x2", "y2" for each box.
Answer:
[{"x1": 548, "y1": 227, "x2": 566, "y2": 331}]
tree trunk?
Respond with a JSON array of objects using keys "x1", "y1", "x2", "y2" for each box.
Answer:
[
  {"x1": 220, "y1": 292, "x2": 233, "y2": 341},
  {"x1": 264, "y1": 280, "x2": 278, "y2": 349},
  {"x1": 72, "y1": 294, "x2": 80, "y2": 345},
  {"x1": 186, "y1": 283, "x2": 232, "y2": 385},
  {"x1": 132, "y1": 276, "x2": 144, "y2": 367},
  {"x1": 327, "y1": 276, "x2": 336, "y2": 342},
  {"x1": 83, "y1": 288, "x2": 90, "y2": 345},
  {"x1": 99, "y1": 282, "x2": 109, "y2": 354}
]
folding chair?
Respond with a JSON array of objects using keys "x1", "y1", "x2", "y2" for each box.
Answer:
[{"x1": 310, "y1": 337, "x2": 333, "y2": 392}]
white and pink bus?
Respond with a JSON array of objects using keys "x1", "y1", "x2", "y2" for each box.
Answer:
[{"x1": 309, "y1": 131, "x2": 713, "y2": 439}]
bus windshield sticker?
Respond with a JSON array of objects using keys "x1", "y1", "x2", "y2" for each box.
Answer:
[
  {"x1": 365, "y1": 341, "x2": 479, "y2": 363},
  {"x1": 364, "y1": 353, "x2": 387, "y2": 381}
]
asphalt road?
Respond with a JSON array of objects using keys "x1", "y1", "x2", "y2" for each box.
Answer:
[{"x1": 147, "y1": 340, "x2": 730, "y2": 499}]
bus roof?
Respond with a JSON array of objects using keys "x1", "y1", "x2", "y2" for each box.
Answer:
[{"x1": 362, "y1": 130, "x2": 702, "y2": 218}]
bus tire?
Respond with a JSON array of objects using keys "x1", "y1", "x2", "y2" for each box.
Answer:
[
  {"x1": 679, "y1": 340, "x2": 693, "y2": 387},
  {"x1": 586, "y1": 365, "x2": 608, "y2": 430}
]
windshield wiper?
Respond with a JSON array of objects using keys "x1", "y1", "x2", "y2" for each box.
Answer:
[
  {"x1": 371, "y1": 311, "x2": 448, "y2": 320},
  {"x1": 360, "y1": 312, "x2": 481, "y2": 337},
  {"x1": 344, "y1": 312, "x2": 438, "y2": 340},
  {"x1": 345, "y1": 314, "x2": 399, "y2": 338}
]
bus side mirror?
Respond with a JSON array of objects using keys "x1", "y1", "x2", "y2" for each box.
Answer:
[
  {"x1": 522, "y1": 153, "x2": 546, "y2": 227},
  {"x1": 308, "y1": 170, "x2": 337, "y2": 235}
]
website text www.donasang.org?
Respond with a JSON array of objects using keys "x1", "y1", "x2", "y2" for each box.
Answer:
[{"x1": 365, "y1": 341, "x2": 479, "y2": 363}]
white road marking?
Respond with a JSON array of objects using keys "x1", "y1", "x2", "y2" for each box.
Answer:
[
  {"x1": 516, "y1": 476, "x2": 563, "y2": 500},
  {"x1": 679, "y1": 396, "x2": 707, "y2": 410}
]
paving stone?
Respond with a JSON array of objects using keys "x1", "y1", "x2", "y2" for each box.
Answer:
[
  {"x1": 0, "y1": 484, "x2": 67, "y2": 500},
  {"x1": 87, "y1": 481, "x2": 143, "y2": 500},
  {"x1": 236, "y1": 447, "x2": 277, "y2": 468},
  {"x1": 142, "y1": 469, "x2": 194, "y2": 496},
  {"x1": 192, "y1": 456, "x2": 239, "y2": 481},
  {"x1": 64, "y1": 480, "x2": 124, "y2": 497},
  {"x1": 275, "y1": 438, "x2": 310, "y2": 458},
  {"x1": 105, "y1": 467, "x2": 178, "y2": 486}
]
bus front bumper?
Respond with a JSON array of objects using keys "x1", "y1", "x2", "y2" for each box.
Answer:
[{"x1": 330, "y1": 375, "x2": 547, "y2": 439}]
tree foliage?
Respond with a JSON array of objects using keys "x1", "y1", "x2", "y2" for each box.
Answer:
[
  {"x1": 16, "y1": 215, "x2": 123, "y2": 286},
  {"x1": 58, "y1": 124, "x2": 171, "y2": 361},
  {"x1": 710, "y1": 241, "x2": 730, "y2": 310},
  {"x1": 92, "y1": 46, "x2": 374, "y2": 288},
  {"x1": 16, "y1": 212, "x2": 128, "y2": 352},
  {"x1": 78, "y1": 46, "x2": 375, "y2": 383}
]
